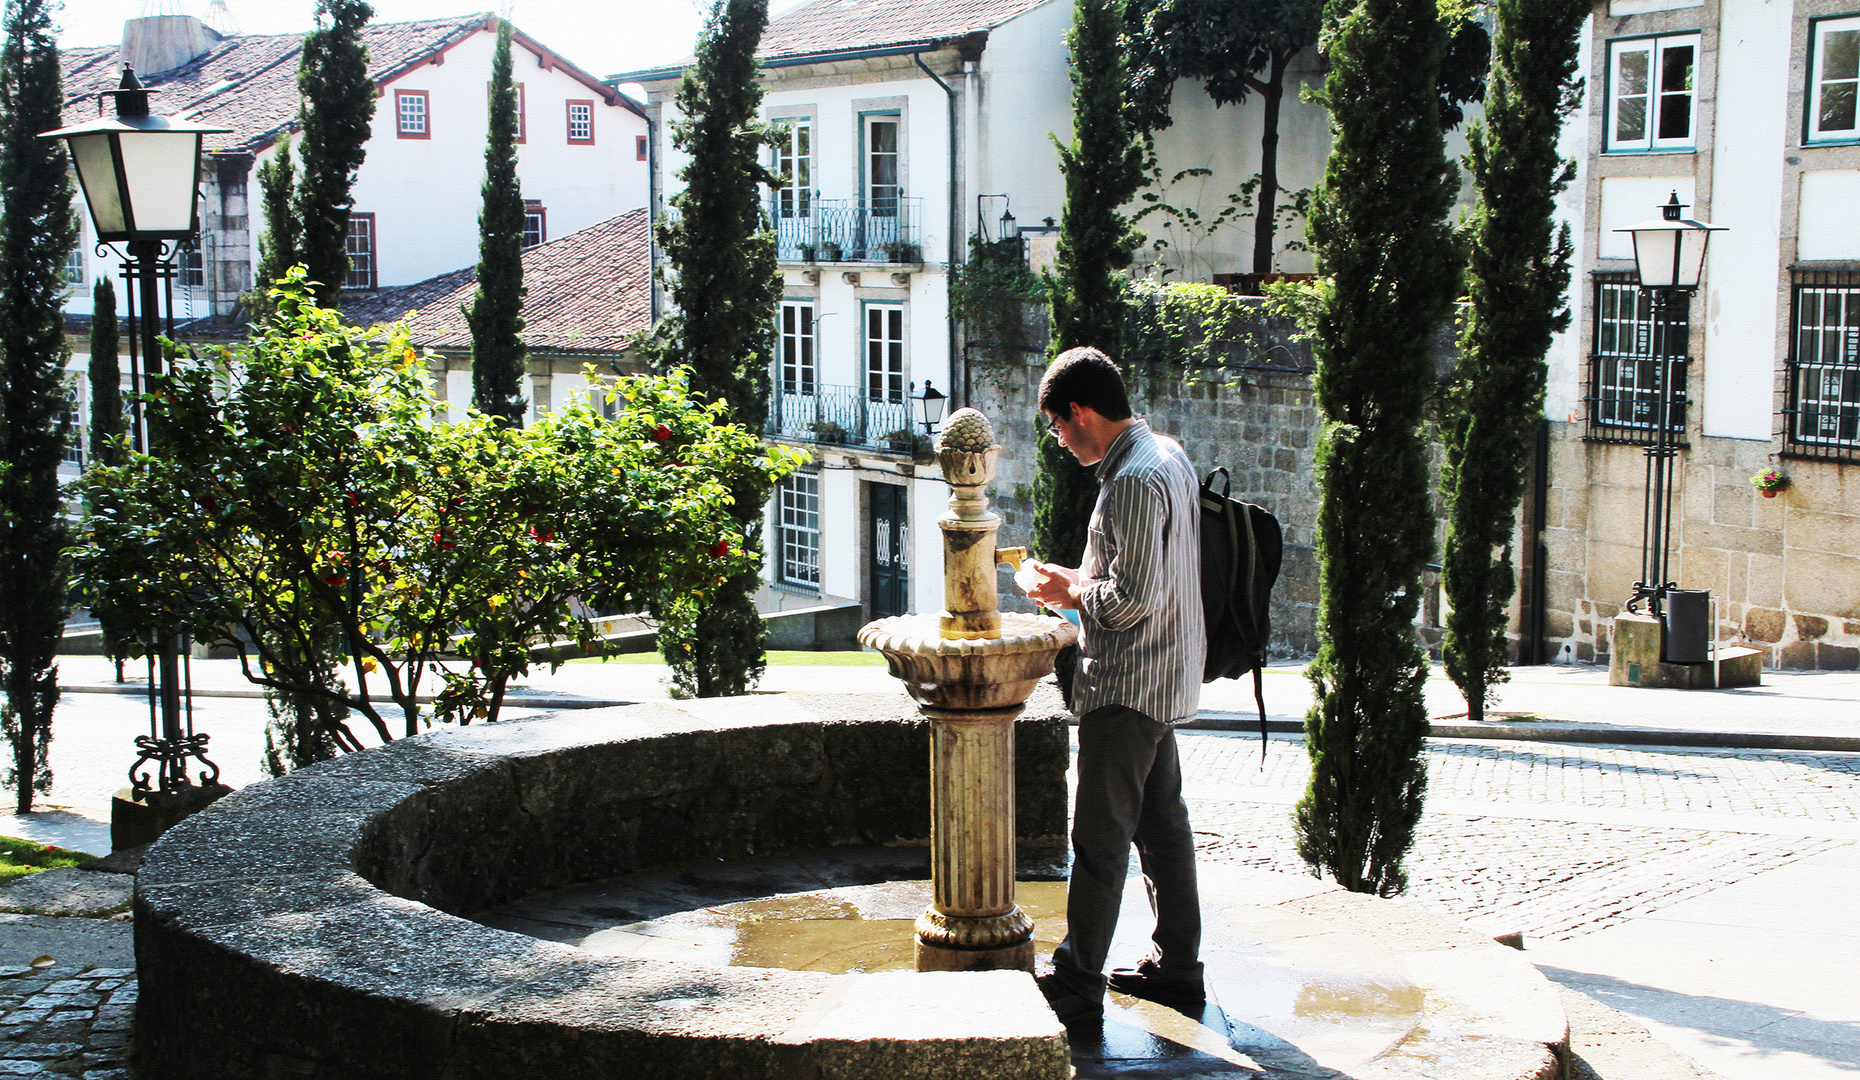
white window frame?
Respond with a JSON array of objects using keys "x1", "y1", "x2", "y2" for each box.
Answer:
[
  {"x1": 773, "y1": 118, "x2": 812, "y2": 218},
  {"x1": 344, "y1": 213, "x2": 377, "y2": 291},
  {"x1": 65, "y1": 215, "x2": 86, "y2": 285},
  {"x1": 780, "y1": 301, "x2": 816, "y2": 395},
  {"x1": 1808, "y1": 16, "x2": 1860, "y2": 145},
  {"x1": 1605, "y1": 34, "x2": 1700, "y2": 153},
  {"x1": 395, "y1": 90, "x2": 430, "y2": 138},
  {"x1": 523, "y1": 201, "x2": 546, "y2": 249},
  {"x1": 863, "y1": 113, "x2": 901, "y2": 215},
  {"x1": 778, "y1": 472, "x2": 821, "y2": 589},
  {"x1": 864, "y1": 302, "x2": 905, "y2": 403}
]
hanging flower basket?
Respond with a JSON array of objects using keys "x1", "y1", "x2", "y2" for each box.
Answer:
[{"x1": 1751, "y1": 468, "x2": 1789, "y2": 497}]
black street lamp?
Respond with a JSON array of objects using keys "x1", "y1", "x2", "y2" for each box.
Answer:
[
  {"x1": 42, "y1": 68, "x2": 230, "y2": 821},
  {"x1": 1616, "y1": 192, "x2": 1724, "y2": 622},
  {"x1": 913, "y1": 379, "x2": 947, "y2": 436}
]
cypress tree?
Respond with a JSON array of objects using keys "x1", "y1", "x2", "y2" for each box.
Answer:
[
  {"x1": 254, "y1": 134, "x2": 299, "y2": 288},
  {"x1": 87, "y1": 277, "x2": 132, "y2": 681},
  {"x1": 294, "y1": 0, "x2": 374, "y2": 307},
  {"x1": 466, "y1": 19, "x2": 528, "y2": 425},
  {"x1": 1292, "y1": 0, "x2": 1461, "y2": 895},
  {"x1": 645, "y1": 0, "x2": 779, "y2": 697},
  {"x1": 87, "y1": 278, "x2": 123, "y2": 468},
  {"x1": 1038, "y1": 0, "x2": 1145, "y2": 572},
  {"x1": 0, "y1": 0, "x2": 78, "y2": 813},
  {"x1": 1441, "y1": 0, "x2": 1586, "y2": 724}
]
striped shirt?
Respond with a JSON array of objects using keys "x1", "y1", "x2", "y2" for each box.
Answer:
[{"x1": 1071, "y1": 419, "x2": 1206, "y2": 724}]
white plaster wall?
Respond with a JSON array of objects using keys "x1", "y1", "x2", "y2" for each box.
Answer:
[
  {"x1": 443, "y1": 368, "x2": 473, "y2": 419},
  {"x1": 351, "y1": 26, "x2": 646, "y2": 290},
  {"x1": 1797, "y1": 170, "x2": 1860, "y2": 260},
  {"x1": 978, "y1": 0, "x2": 1072, "y2": 239},
  {"x1": 1598, "y1": 175, "x2": 1696, "y2": 259},
  {"x1": 1545, "y1": 14, "x2": 1595, "y2": 424},
  {"x1": 1609, "y1": 0, "x2": 1701, "y2": 13},
  {"x1": 819, "y1": 467, "x2": 860, "y2": 601},
  {"x1": 910, "y1": 474, "x2": 945, "y2": 615},
  {"x1": 1702, "y1": 0, "x2": 1789, "y2": 442}
]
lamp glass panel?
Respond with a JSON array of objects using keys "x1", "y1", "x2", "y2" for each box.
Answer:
[
  {"x1": 1677, "y1": 228, "x2": 1711, "y2": 289},
  {"x1": 69, "y1": 132, "x2": 127, "y2": 235},
  {"x1": 116, "y1": 131, "x2": 200, "y2": 234},
  {"x1": 1632, "y1": 228, "x2": 1680, "y2": 288}
]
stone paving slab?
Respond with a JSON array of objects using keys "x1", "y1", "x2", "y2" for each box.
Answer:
[{"x1": 0, "y1": 872, "x2": 131, "y2": 919}]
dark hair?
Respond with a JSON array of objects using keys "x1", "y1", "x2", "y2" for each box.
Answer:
[{"x1": 1038, "y1": 346, "x2": 1131, "y2": 421}]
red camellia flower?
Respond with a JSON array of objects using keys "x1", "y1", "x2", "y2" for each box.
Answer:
[
  {"x1": 434, "y1": 529, "x2": 456, "y2": 551},
  {"x1": 323, "y1": 575, "x2": 344, "y2": 588},
  {"x1": 710, "y1": 540, "x2": 729, "y2": 559},
  {"x1": 653, "y1": 424, "x2": 672, "y2": 442},
  {"x1": 346, "y1": 492, "x2": 360, "y2": 507}
]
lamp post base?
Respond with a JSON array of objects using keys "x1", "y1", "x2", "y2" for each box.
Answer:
[{"x1": 111, "y1": 782, "x2": 232, "y2": 851}]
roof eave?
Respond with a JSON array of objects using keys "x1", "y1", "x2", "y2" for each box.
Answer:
[{"x1": 608, "y1": 38, "x2": 969, "y2": 88}]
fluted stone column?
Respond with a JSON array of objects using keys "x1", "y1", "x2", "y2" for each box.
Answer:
[{"x1": 914, "y1": 704, "x2": 1034, "y2": 971}]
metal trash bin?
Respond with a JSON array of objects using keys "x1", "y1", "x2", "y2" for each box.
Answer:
[{"x1": 1663, "y1": 588, "x2": 1711, "y2": 664}]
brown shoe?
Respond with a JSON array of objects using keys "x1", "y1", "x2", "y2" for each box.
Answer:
[{"x1": 1106, "y1": 958, "x2": 1204, "y2": 1006}]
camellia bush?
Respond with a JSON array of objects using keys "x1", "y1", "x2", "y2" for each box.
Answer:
[{"x1": 73, "y1": 271, "x2": 802, "y2": 752}]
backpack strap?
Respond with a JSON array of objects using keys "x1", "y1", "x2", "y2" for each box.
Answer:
[{"x1": 1254, "y1": 664, "x2": 1267, "y2": 765}]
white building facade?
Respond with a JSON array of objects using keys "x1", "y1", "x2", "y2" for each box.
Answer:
[
  {"x1": 620, "y1": 0, "x2": 1332, "y2": 631},
  {"x1": 1540, "y1": 0, "x2": 1860, "y2": 669}
]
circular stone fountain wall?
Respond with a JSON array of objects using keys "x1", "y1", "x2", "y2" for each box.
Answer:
[{"x1": 132, "y1": 694, "x2": 1072, "y2": 1080}]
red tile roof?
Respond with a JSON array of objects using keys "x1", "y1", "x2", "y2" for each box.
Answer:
[
  {"x1": 341, "y1": 208, "x2": 651, "y2": 355},
  {"x1": 613, "y1": 0, "x2": 1051, "y2": 80},
  {"x1": 62, "y1": 13, "x2": 638, "y2": 157}
]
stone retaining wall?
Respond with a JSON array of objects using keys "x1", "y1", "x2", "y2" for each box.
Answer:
[{"x1": 133, "y1": 695, "x2": 1071, "y2": 1079}]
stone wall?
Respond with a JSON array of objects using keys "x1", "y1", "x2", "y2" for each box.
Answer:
[
  {"x1": 968, "y1": 314, "x2": 1856, "y2": 671},
  {"x1": 1540, "y1": 423, "x2": 1860, "y2": 670}
]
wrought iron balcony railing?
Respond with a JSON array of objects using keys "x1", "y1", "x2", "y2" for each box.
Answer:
[
  {"x1": 768, "y1": 196, "x2": 925, "y2": 264},
  {"x1": 765, "y1": 381, "x2": 925, "y2": 454}
]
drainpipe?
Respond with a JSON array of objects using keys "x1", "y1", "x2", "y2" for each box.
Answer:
[
  {"x1": 646, "y1": 111, "x2": 659, "y2": 324},
  {"x1": 913, "y1": 49, "x2": 962, "y2": 409}
]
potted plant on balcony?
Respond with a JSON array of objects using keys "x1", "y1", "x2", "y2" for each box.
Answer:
[
  {"x1": 810, "y1": 420, "x2": 849, "y2": 445},
  {"x1": 1750, "y1": 467, "x2": 1789, "y2": 498},
  {"x1": 797, "y1": 242, "x2": 817, "y2": 262},
  {"x1": 820, "y1": 240, "x2": 844, "y2": 262},
  {"x1": 879, "y1": 240, "x2": 922, "y2": 264},
  {"x1": 879, "y1": 427, "x2": 925, "y2": 455}
]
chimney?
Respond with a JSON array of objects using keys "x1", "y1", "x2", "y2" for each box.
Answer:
[{"x1": 121, "y1": 14, "x2": 222, "y2": 77}]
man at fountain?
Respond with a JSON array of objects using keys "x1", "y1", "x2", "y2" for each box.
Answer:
[{"x1": 1024, "y1": 346, "x2": 1207, "y2": 1027}]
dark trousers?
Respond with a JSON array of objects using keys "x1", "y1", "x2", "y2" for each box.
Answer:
[{"x1": 1050, "y1": 704, "x2": 1203, "y2": 1000}]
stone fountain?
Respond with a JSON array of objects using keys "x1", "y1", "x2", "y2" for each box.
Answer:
[{"x1": 857, "y1": 408, "x2": 1078, "y2": 973}]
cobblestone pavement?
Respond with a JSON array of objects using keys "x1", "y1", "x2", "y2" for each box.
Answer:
[
  {"x1": 0, "y1": 965, "x2": 134, "y2": 1078},
  {"x1": 1168, "y1": 732, "x2": 1860, "y2": 943}
]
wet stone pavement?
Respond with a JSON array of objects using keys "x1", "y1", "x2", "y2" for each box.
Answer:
[
  {"x1": 1177, "y1": 732, "x2": 1860, "y2": 942},
  {"x1": 0, "y1": 965, "x2": 134, "y2": 1078}
]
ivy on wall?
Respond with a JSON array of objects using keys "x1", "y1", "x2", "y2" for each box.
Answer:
[{"x1": 951, "y1": 234, "x2": 1048, "y2": 362}]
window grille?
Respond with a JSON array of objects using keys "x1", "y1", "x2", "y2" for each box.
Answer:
[
  {"x1": 1785, "y1": 269, "x2": 1860, "y2": 462},
  {"x1": 523, "y1": 202, "x2": 545, "y2": 249},
  {"x1": 181, "y1": 244, "x2": 205, "y2": 288},
  {"x1": 1587, "y1": 271, "x2": 1689, "y2": 445},
  {"x1": 778, "y1": 473, "x2": 821, "y2": 589}
]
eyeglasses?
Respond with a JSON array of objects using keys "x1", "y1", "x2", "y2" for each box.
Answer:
[{"x1": 1037, "y1": 412, "x2": 1060, "y2": 438}]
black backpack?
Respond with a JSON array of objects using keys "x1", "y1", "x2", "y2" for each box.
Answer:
[{"x1": 1199, "y1": 468, "x2": 1283, "y2": 760}]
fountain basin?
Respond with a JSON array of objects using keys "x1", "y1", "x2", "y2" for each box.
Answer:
[
  {"x1": 131, "y1": 695, "x2": 1071, "y2": 1080},
  {"x1": 859, "y1": 612, "x2": 1078, "y2": 710}
]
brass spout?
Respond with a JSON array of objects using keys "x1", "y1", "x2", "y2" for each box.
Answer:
[{"x1": 995, "y1": 546, "x2": 1028, "y2": 571}]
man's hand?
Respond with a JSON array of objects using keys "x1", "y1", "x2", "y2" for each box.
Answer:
[{"x1": 1025, "y1": 561, "x2": 1083, "y2": 610}]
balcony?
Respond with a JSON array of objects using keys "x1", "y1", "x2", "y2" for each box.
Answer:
[
  {"x1": 769, "y1": 196, "x2": 925, "y2": 264},
  {"x1": 765, "y1": 382, "x2": 927, "y2": 455}
]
